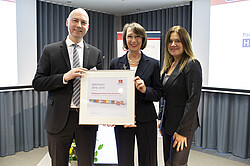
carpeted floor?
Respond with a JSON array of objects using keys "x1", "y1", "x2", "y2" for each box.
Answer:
[{"x1": 191, "y1": 145, "x2": 250, "y2": 165}]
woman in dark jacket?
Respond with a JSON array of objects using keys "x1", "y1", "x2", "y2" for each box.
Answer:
[
  {"x1": 158, "y1": 25, "x2": 202, "y2": 166},
  {"x1": 110, "y1": 22, "x2": 161, "y2": 166}
]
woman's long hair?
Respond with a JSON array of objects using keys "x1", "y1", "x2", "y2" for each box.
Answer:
[{"x1": 161, "y1": 25, "x2": 196, "y2": 75}]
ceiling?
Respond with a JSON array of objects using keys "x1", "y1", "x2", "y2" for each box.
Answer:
[{"x1": 43, "y1": 0, "x2": 191, "y2": 16}]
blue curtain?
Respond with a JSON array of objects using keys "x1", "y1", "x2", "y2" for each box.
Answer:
[
  {"x1": 194, "y1": 91, "x2": 250, "y2": 158},
  {"x1": 37, "y1": 1, "x2": 114, "y2": 69},
  {"x1": 0, "y1": 89, "x2": 47, "y2": 157}
]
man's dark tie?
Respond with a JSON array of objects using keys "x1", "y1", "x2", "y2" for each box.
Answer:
[{"x1": 72, "y1": 44, "x2": 81, "y2": 107}]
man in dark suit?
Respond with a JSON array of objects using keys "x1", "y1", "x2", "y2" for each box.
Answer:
[{"x1": 32, "y1": 8, "x2": 102, "y2": 166}]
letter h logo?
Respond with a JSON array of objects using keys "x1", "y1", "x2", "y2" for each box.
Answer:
[{"x1": 243, "y1": 39, "x2": 250, "y2": 47}]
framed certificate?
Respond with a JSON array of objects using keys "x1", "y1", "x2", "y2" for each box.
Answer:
[{"x1": 79, "y1": 70, "x2": 135, "y2": 125}]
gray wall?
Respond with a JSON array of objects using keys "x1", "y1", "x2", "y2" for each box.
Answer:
[
  {"x1": 16, "y1": 0, "x2": 37, "y2": 85},
  {"x1": 192, "y1": 0, "x2": 210, "y2": 87}
]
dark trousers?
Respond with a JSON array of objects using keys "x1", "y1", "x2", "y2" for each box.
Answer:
[
  {"x1": 47, "y1": 111, "x2": 97, "y2": 166},
  {"x1": 162, "y1": 127, "x2": 197, "y2": 166},
  {"x1": 115, "y1": 120, "x2": 157, "y2": 166}
]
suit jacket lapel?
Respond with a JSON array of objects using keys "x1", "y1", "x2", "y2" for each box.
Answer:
[
  {"x1": 83, "y1": 40, "x2": 89, "y2": 68},
  {"x1": 60, "y1": 40, "x2": 71, "y2": 70},
  {"x1": 136, "y1": 53, "x2": 150, "y2": 77},
  {"x1": 118, "y1": 53, "x2": 130, "y2": 70},
  {"x1": 163, "y1": 60, "x2": 182, "y2": 90}
]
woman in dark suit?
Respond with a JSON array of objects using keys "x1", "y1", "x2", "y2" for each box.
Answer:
[
  {"x1": 158, "y1": 25, "x2": 202, "y2": 166},
  {"x1": 110, "y1": 22, "x2": 161, "y2": 166}
]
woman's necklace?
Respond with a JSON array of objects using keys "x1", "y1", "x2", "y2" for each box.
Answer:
[{"x1": 127, "y1": 54, "x2": 141, "y2": 65}]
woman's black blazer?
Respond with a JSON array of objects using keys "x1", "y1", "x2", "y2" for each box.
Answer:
[
  {"x1": 110, "y1": 52, "x2": 162, "y2": 122},
  {"x1": 159, "y1": 58, "x2": 202, "y2": 137}
]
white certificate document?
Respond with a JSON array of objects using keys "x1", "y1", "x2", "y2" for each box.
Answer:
[{"x1": 79, "y1": 70, "x2": 135, "y2": 125}]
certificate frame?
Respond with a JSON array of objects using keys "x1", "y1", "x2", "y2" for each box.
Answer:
[{"x1": 79, "y1": 70, "x2": 135, "y2": 125}]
